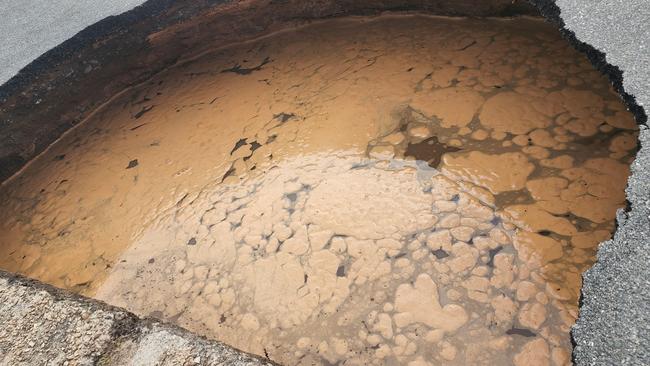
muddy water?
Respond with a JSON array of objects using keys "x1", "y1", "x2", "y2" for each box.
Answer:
[{"x1": 0, "y1": 15, "x2": 638, "y2": 366}]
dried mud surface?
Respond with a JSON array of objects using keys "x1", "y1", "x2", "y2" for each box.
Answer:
[{"x1": 0, "y1": 15, "x2": 638, "y2": 366}]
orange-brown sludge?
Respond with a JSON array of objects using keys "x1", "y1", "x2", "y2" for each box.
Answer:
[{"x1": 0, "y1": 15, "x2": 638, "y2": 365}]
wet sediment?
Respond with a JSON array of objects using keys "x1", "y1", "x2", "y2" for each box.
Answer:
[{"x1": 0, "y1": 15, "x2": 638, "y2": 366}]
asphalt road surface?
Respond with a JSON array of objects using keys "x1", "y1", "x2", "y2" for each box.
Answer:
[{"x1": 0, "y1": 0, "x2": 146, "y2": 84}]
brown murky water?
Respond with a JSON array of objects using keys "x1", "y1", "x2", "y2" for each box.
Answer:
[{"x1": 0, "y1": 15, "x2": 638, "y2": 366}]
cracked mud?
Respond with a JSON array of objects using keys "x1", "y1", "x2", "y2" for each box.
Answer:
[{"x1": 0, "y1": 15, "x2": 638, "y2": 366}]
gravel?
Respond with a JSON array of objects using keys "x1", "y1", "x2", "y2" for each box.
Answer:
[{"x1": 0, "y1": 270, "x2": 273, "y2": 365}]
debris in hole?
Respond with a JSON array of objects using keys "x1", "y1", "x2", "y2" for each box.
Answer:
[
  {"x1": 405, "y1": 136, "x2": 460, "y2": 168},
  {"x1": 250, "y1": 141, "x2": 262, "y2": 152},
  {"x1": 243, "y1": 141, "x2": 263, "y2": 161},
  {"x1": 432, "y1": 249, "x2": 449, "y2": 259},
  {"x1": 130, "y1": 123, "x2": 147, "y2": 131},
  {"x1": 221, "y1": 56, "x2": 271, "y2": 75},
  {"x1": 336, "y1": 265, "x2": 346, "y2": 277},
  {"x1": 458, "y1": 40, "x2": 477, "y2": 51},
  {"x1": 126, "y1": 159, "x2": 139, "y2": 169},
  {"x1": 133, "y1": 105, "x2": 154, "y2": 119},
  {"x1": 487, "y1": 246, "x2": 504, "y2": 267},
  {"x1": 506, "y1": 327, "x2": 536, "y2": 337},
  {"x1": 273, "y1": 112, "x2": 296, "y2": 123},
  {"x1": 221, "y1": 165, "x2": 236, "y2": 182},
  {"x1": 285, "y1": 192, "x2": 297, "y2": 202},
  {"x1": 491, "y1": 216, "x2": 502, "y2": 226},
  {"x1": 230, "y1": 138, "x2": 248, "y2": 155}
]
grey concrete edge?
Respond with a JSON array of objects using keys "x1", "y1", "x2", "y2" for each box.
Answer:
[{"x1": 0, "y1": 269, "x2": 276, "y2": 365}]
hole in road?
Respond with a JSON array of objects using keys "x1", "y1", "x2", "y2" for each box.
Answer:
[{"x1": 0, "y1": 13, "x2": 638, "y2": 366}]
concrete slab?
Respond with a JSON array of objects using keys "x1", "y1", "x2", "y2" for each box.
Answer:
[{"x1": 0, "y1": 270, "x2": 274, "y2": 365}]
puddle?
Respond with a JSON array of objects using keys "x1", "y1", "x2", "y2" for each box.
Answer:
[{"x1": 0, "y1": 14, "x2": 638, "y2": 366}]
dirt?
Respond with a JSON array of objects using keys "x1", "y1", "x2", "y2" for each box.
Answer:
[{"x1": 0, "y1": 14, "x2": 637, "y2": 366}]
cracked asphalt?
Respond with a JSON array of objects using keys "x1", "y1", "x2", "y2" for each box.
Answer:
[{"x1": 555, "y1": 1, "x2": 649, "y2": 365}]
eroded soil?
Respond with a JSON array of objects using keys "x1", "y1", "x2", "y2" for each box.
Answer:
[{"x1": 0, "y1": 15, "x2": 638, "y2": 366}]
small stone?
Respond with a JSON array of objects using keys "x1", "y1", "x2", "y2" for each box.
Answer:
[
  {"x1": 336, "y1": 265, "x2": 346, "y2": 277},
  {"x1": 126, "y1": 159, "x2": 139, "y2": 169}
]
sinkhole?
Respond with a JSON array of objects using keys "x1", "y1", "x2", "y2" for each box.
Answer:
[{"x1": 0, "y1": 2, "x2": 641, "y2": 366}]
